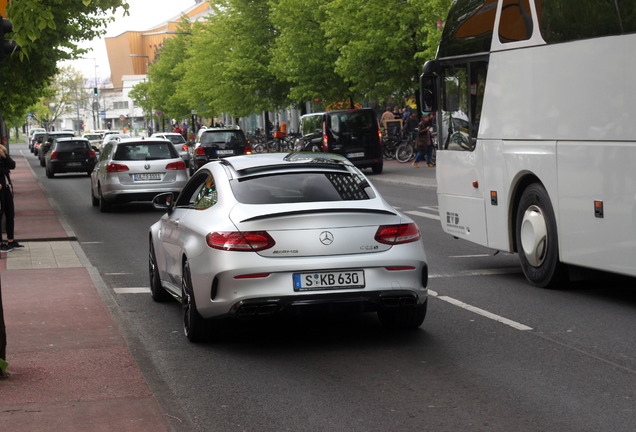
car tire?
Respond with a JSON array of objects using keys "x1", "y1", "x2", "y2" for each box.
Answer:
[
  {"x1": 378, "y1": 301, "x2": 427, "y2": 330},
  {"x1": 91, "y1": 185, "x2": 99, "y2": 207},
  {"x1": 515, "y1": 183, "x2": 567, "y2": 288},
  {"x1": 45, "y1": 166, "x2": 54, "y2": 178},
  {"x1": 182, "y1": 261, "x2": 206, "y2": 342},
  {"x1": 99, "y1": 187, "x2": 111, "y2": 213},
  {"x1": 372, "y1": 162, "x2": 383, "y2": 175},
  {"x1": 149, "y1": 240, "x2": 172, "y2": 302},
  {"x1": 39, "y1": 157, "x2": 45, "y2": 167}
]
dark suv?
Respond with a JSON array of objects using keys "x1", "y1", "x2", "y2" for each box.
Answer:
[
  {"x1": 298, "y1": 109, "x2": 383, "y2": 174},
  {"x1": 188, "y1": 128, "x2": 251, "y2": 175},
  {"x1": 44, "y1": 137, "x2": 97, "y2": 178},
  {"x1": 38, "y1": 131, "x2": 75, "y2": 166}
]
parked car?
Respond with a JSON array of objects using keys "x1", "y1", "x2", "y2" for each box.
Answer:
[
  {"x1": 149, "y1": 153, "x2": 428, "y2": 342},
  {"x1": 188, "y1": 127, "x2": 251, "y2": 175},
  {"x1": 90, "y1": 138, "x2": 188, "y2": 212},
  {"x1": 82, "y1": 132, "x2": 103, "y2": 152},
  {"x1": 44, "y1": 137, "x2": 97, "y2": 178},
  {"x1": 298, "y1": 109, "x2": 384, "y2": 174},
  {"x1": 151, "y1": 132, "x2": 190, "y2": 167},
  {"x1": 38, "y1": 131, "x2": 75, "y2": 166}
]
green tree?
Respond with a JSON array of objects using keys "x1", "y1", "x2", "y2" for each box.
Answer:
[
  {"x1": 322, "y1": 0, "x2": 451, "y2": 104},
  {"x1": 179, "y1": 0, "x2": 288, "y2": 118},
  {"x1": 145, "y1": 20, "x2": 193, "y2": 121},
  {"x1": 1, "y1": 0, "x2": 129, "y2": 123},
  {"x1": 269, "y1": 0, "x2": 349, "y2": 107}
]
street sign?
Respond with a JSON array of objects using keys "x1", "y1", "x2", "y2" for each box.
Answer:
[
  {"x1": 156, "y1": 110, "x2": 162, "y2": 117},
  {"x1": 27, "y1": 112, "x2": 32, "y2": 117},
  {"x1": 119, "y1": 114, "x2": 126, "y2": 121},
  {"x1": 100, "y1": 110, "x2": 106, "y2": 115}
]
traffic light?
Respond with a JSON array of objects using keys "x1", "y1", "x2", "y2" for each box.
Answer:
[
  {"x1": 93, "y1": 87, "x2": 98, "y2": 97},
  {"x1": 0, "y1": 15, "x2": 18, "y2": 62}
]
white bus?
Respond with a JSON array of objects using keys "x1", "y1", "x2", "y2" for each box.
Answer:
[{"x1": 420, "y1": 0, "x2": 636, "y2": 287}]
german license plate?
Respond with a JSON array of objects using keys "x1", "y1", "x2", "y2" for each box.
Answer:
[
  {"x1": 347, "y1": 152, "x2": 364, "y2": 158},
  {"x1": 293, "y1": 270, "x2": 365, "y2": 291},
  {"x1": 67, "y1": 162, "x2": 81, "y2": 167},
  {"x1": 133, "y1": 173, "x2": 161, "y2": 181},
  {"x1": 217, "y1": 149, "x2": 233, "y2": 155}
]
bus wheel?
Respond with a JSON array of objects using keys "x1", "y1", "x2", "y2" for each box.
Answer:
[{"x1": 515, "y1": 183, "x2": 566, "y2": 288}]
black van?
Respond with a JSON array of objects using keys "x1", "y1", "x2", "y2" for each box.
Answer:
[{"x1": 298, "y1": 109, "x2": 383, "y2": 174}]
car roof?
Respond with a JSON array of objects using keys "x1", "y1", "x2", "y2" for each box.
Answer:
[
  {"x1": 152, "y1": 132, "x2": 182, "y2": 136},
  {"x1": 47, "y1": 131, "x2": 75, "y2": 135},
  {"x1": 114, "y1": 138, "x2": 172, "y2": 145},
  {"x1": 218, "y1": 153, "x2": 352, "y2": 177},
  {"x1": 55, "y1": 137, "x2": 88, "y2": 142}
]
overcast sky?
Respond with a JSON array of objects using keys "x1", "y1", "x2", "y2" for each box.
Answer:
[{"x1": 62, "y1": 0, "x2": 196, "y2": 84}]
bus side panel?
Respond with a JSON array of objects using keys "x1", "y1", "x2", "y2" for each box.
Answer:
[
  {"x1": 557, "y1": 141, "x2": 636, "y2": 278},
  {"x1": 481, "y1": 139, "x2": 511, "y2": 252},
  {"x1": 436, "y1": 149, "x2": 488, "y2": 245},
  {"x1": 483, "y1": 140, "x2": 559, "y2": 253}
]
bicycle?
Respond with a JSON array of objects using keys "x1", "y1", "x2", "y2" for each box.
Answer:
[{"x1": 395, "y1": 133, "x2": 416, "y2": 163}]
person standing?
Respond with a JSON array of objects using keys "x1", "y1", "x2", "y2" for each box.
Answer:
[
  {"x1": 413, "y1": 113, "x2": 432, "y2": 168},
  {"x1": 0, "y1": 144, "x2": 23, "y2": 252},
  {"x1": 380, "y1": 106, "x2": 395, "y2": 129}
]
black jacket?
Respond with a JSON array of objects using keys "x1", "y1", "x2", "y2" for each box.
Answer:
[{"x1": 0, "y1": 155, "x2": 16, "y2": 190}]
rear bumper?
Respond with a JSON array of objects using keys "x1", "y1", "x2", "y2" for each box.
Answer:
[
  {"x1": 48, "y1": 160, "x2": 95, "y2": 173},
  {"x1": 228, "y1": 289, "x2": 426, "y2": 318}
]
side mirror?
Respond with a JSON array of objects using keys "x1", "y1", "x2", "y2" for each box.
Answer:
[{"x1": 152, "y1": 192, "x2": 175, "y2": 215}]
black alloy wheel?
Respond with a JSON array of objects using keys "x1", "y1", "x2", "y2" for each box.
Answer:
[{"x1": 182, "y1": 261, "x2": 206, "y2": 342}]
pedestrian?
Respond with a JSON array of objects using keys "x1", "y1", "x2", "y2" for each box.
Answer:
[
  {"x1": 0, "y1": 144, "x2": 23, "y2": 252},
  {"x1": 279, "y1": 120, "x2": 287, "y2": 136},
  {"x1": 173, "y1": 123, "x2": 182, "y2": 135},
  {"x1": 380, "y1": 106, "x2": 395, "y2": 129},
  {"x1": 413, "y1": 112, "x2": 432, "y2": 168}
]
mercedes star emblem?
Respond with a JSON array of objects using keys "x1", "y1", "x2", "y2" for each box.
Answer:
[{"x1": 319, "y1": 231, "x2": 334, "y2": 245}]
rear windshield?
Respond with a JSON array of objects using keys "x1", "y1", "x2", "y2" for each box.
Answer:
[
  {"x1": 164, "y1": 135, "x2": 186, "y2": 145},
  {"x1": 83, "y1": 134, "x2": 101, "y2": 140},
  {"x1": 200, "y1": 131, "x2": 246, "y2": 146},
  {"x1": 328, "y1": 111, "x2": 376, "y2": 135},
  {"x1": 51, "y1": 133, "x2": 74, "y2": 139},
  {"x1": 231, "y1": 172, "x2": 375, "y2": 204},
  {"x1": 56, "y1": 141, "x2": 89, "y2": 152},
  {"x1": 113, "y1": 142, "x2": 178, "y2": 161}
]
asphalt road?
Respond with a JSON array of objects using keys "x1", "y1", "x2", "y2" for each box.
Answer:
[{"x1": 19, "y1": 145, "x2": 636, "y2": 432}]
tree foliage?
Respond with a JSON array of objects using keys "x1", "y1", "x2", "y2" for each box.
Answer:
[
  {"x1": 138, "y1": 0, "x2": 452, "y2": 119},
  {"x1": 1, "y1": 0, "x2": 129, "y2": 123}
]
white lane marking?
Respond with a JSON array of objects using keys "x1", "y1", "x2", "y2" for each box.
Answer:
[
  {"x1": 105, "y1": 272, "x2": 133, "y2": 276},
  {"x1": 405, "y1": 210, "x2": 440, "y2": 221},
  {"x1": 114, "y1": 287, "x2": 150, "y2": 294},
  {"x1": 428, "y1": 290, "x2": 533, "y2": 331}
]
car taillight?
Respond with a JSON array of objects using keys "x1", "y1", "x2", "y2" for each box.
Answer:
[
  {"x1": 166, "y1": 161, "x2": 186, "y2": 170},
  {"x1": 375, "y1": 223, "x2": 421, "y2": 245},
  {"x1": 182, "y1": 144, "x2": 188, "y2": 152},
  {"x1": 50, "y1": 151, "x2": 58, "y2": 160},
  {"x1": 322, "y1": 122, "x2": 329, "y2": 151},
  {"x1": 88, "y1": 150, "x2": 96, "y2": 157},
  {"x1": 244, "y1": 145, "x2": 252, "y2": 155},
  {"x1": 105, "y1": 163, "x2": 129, "y2": 173},
  {"x1": 195, "y1": 147, "x2": 206, "y2": 156},
  {"x1": 378, "y1": 129, "x2": 383, "y2": 146},
  {"x1": 206, "y1": 231, "x2": 276, "y2": 251}
]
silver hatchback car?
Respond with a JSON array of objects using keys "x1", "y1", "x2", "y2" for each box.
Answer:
[
  {"x1": 91, "y1": 138, "x2": 188, "y2": 212},
  {"x1": 149, "y1": 153, "x2": 428, "y2": 342}
]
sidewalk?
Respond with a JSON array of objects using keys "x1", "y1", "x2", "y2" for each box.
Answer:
[{"x1": 0, "y1": 157, "x2": 174, "y2": 431}]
